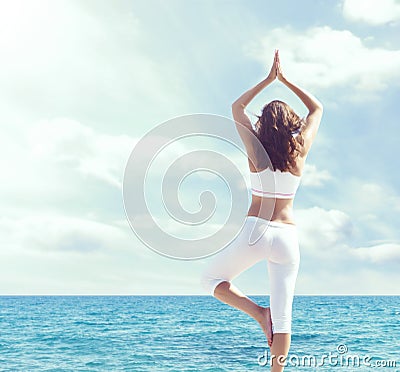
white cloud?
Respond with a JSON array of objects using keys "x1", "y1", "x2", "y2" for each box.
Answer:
[
  {"x1": 245, "y1": 26, "x2": 400, "y2": 99},
  {"x1": 0, "y1": 211, "x2": 207, "y2": 294},
  {"x1": 289, "y1": 206, "x2": 400, "y2": 294},
  {"x1": 27, "y1": 117, "x2": 135, "y2": 189},
  {"x1": 0, "y1": 213, "x2": 130, "y2": 254},
  {"x1": 339, "y1": 179, "x2": 400, "y2": 240},
  {"x1": 350, "y1": 243, "x2": 400, "y2": 263},
  {"x1": 296, "y1": 265, "x2": 400, "y2": 294},
  {"x1": 342, "y1": 0, "x2": 400, "y2": 25},
  {"x1": 296, "y1": 206, "x2": 353, "y2": 253},
  {"x1": 0, "y1": 117, "x2": 137, "y2": 231},
  {"x1": 301, "y1": 163, "x2": 332, "y2": 187},
  {"x1": 358, "y1": 182, "x2": 400, "y2": 212}
]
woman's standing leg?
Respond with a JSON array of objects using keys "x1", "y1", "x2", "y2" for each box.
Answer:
[
  {"x1": 269, "y1": 334, "x2": 292, "y2": 372},
  {"x1": 265, "y1": 222, "x2": 300, "y2": 370},
  {"x1": 267, "y1": 259, "x2": 299, "y2": 371}
]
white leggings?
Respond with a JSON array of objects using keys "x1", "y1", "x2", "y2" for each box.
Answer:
[{"x1": 200, "y1": 215, "x2": 300, "y2": 334}]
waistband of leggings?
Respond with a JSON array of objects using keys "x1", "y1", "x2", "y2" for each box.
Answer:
[{"x1": 245, "y1": 215, "x2": 297, "y2": 228}]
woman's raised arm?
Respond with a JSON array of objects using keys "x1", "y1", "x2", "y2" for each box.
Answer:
[
  {"x1": 231, "y1": 51, "x2": 279, "y2": 169},
  {"x1": 276, "y1": 50, "x2": 323, "y2": 154}
]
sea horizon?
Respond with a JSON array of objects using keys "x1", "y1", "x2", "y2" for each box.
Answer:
[{"x1": 1, "y1": 294, "x2": 399, "y2": 297}]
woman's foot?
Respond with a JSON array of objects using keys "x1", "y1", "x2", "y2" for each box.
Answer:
[{"x1": 257, "y1": 306, "x2": 273, "y2": 347}]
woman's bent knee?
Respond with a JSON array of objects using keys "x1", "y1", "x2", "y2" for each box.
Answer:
[
  {"x1": 213, "y1": 280, "x2": 230, "y2": 295},
  {"x1": 200, "y1": 273, "x2": 226, "y2": 297}
]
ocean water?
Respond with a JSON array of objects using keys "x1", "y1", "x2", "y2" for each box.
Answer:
[{"x1": 0, "y1": 296, "x2": 399, "y2": 371}]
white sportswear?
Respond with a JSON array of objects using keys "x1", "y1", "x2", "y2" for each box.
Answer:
[{"x1": 200, "y1": 215, "x2": 300, "y2": 334}]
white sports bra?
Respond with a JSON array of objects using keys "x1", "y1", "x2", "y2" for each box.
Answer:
[{"x1": 249, "y1": 167, "x2": 301, "y2": 199}]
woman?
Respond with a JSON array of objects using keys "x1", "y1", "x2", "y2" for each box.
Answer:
[{"x1": 200, "y1": 50, "x2": 323, "y2": 371}]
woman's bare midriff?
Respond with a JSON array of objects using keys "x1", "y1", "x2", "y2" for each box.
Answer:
[{"x1": 247, "y1": 195, "x2": 296, "y2": 225}]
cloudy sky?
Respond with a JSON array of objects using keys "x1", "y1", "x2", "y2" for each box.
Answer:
[{"x1": 1, "y1": 0, "x2": 399, "y2": 295}]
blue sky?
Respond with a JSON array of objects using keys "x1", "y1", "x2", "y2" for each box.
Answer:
[{"x1": 1, "y1": 0, "x2": 399, "y2": 294}]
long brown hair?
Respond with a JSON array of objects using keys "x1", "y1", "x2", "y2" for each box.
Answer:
[{"x1": 254, "y1": 100, "x2": 305, "y2": 172}]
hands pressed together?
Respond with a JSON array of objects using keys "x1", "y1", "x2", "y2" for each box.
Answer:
[{"x1": 267, "y1": 49, "x2": 285, "y2": 82}]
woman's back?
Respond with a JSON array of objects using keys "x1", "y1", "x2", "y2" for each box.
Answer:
[
  {"x1": 247, "y1": 156, "x2": 305, "y2": 225},
  {"x1": 231, "y1": 50, "x2": 323, "y2": 225}
]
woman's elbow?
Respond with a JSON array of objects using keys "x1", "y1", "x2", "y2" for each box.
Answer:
[
  {"x1": 231, "y1": 101, "x2": 245, "y2": 111},
  {"x1": 310, "y1": 103, "x2": 323, "y2": 114},
  {"x1": 315, "y1": 99, "x2": 324, "y2": 111}
]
